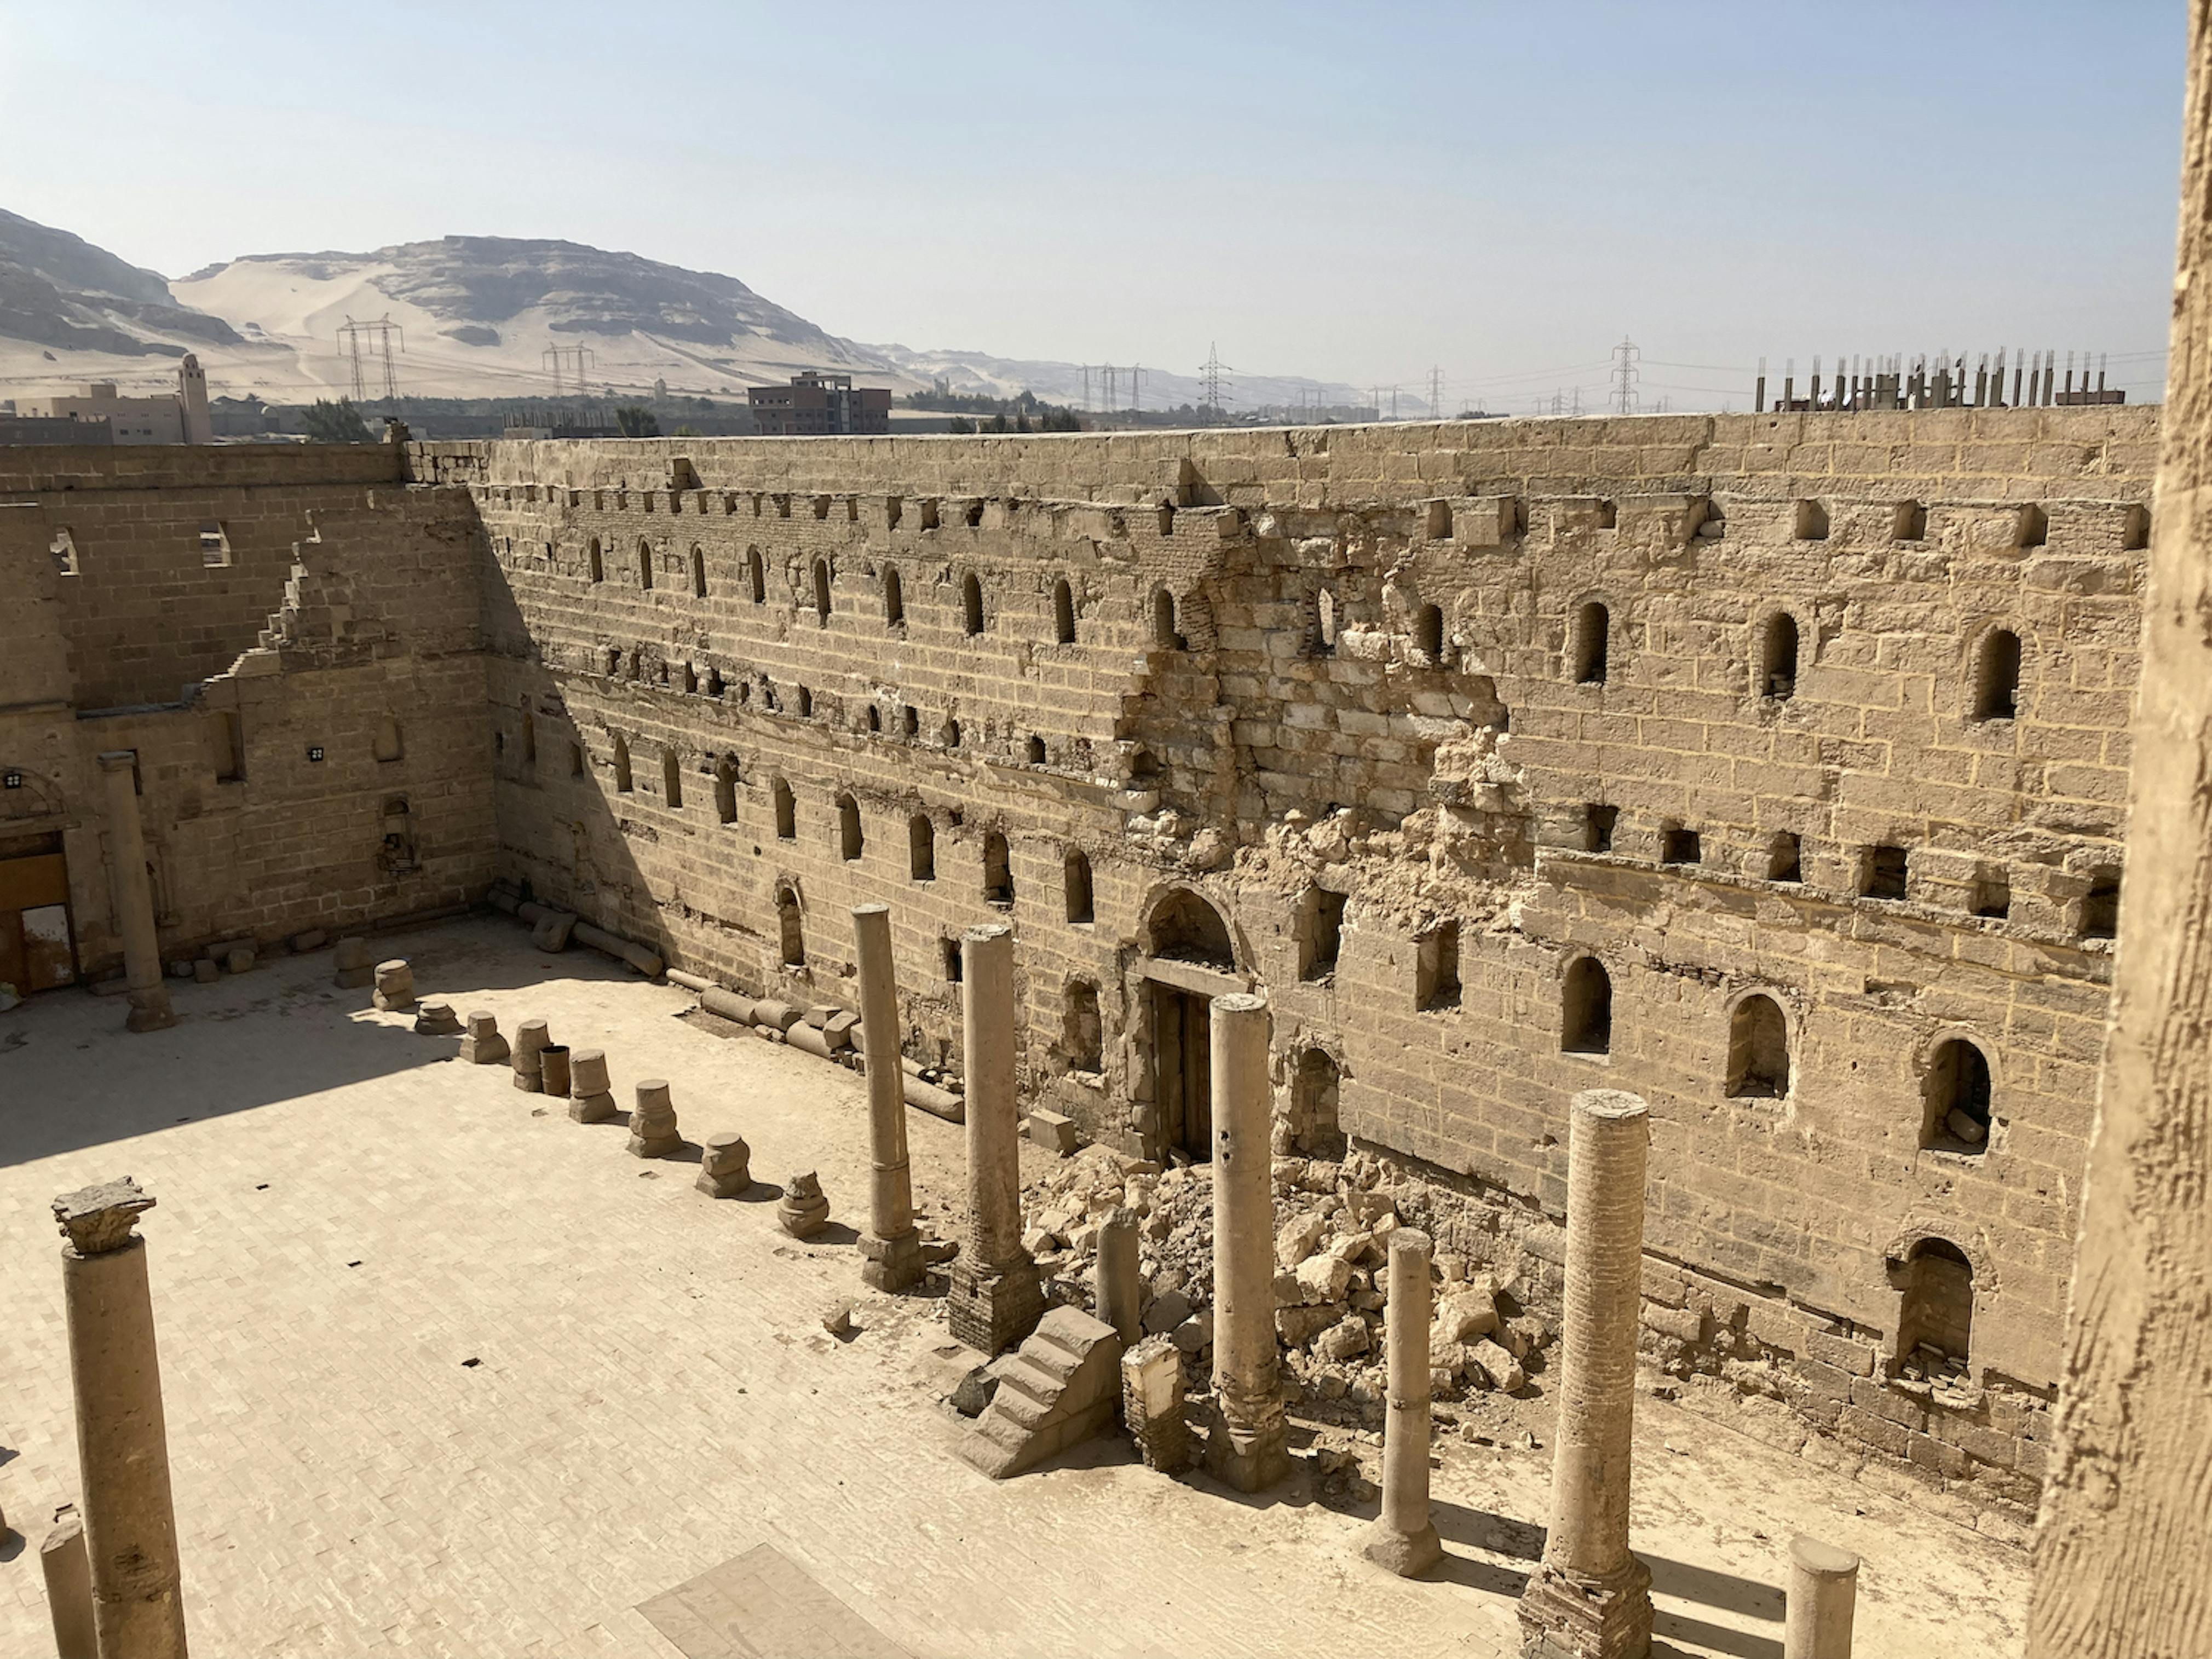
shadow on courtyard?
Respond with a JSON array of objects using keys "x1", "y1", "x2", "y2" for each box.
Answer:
[{"x1": 0, "y1": 916, "x2": 652, "y2": 1170}]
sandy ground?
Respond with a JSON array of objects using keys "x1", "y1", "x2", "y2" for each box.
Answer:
[{"x1": 0, "y1": 918, "x2": 2027, "y2": 1657}]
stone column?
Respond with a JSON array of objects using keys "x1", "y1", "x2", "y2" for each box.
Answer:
[
  {"x1": 1519, "y1": 1088, "x2": 1652, "y2": 1659},
  {"x1": 1784, "y1": 1535, "x2": 1859, "y2": 1659},
  {"x1": 41, "y1": 1504, "x2": 95, "y2": 1659},
  {"x1": 1366, "y1": 1226, "x2": 1442, "y2": 1574},
  {"x1": 53, "y1": 1178, "x2": 188, "y2": 1659},
  {"x1": 1204, "y1": 992, "x2": 1289, "y2": 1492},
  {"x1": 2027, "y1": 20, "x2": 2212, "y2": 1655},
  {"x1": 947, "y1": 923, "x2": 1042, "y2": 1353},
  {"x1": 96, "y1": 752, "x2": 174, "y2": 1033},
  {"x1": 1096, "y1": 1207, "x2": 1141, "y2": 1344},
  {"x1": 851, "y1": 904, "x2": 922, "y2": 1291}
]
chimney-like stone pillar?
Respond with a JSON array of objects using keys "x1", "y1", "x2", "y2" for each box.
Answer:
[
  {"x1": 1784, "y1": 1535, "x2": 1859, "y2": 1659},
  {"x1": 948, "y1": 923, "x2": 1041, "y2": 1353},
  {"x1": 1519, "y1": 1088, "x2": 1652, "y2": 1659},
  {"x1": 1366, "y1": 1226, "x2": 1442, "y2": 1574},
  {"x1": 96, "y1": 752, "x2": 174, "y2": 1033},
  {"x1": 852, "y1": 904, "x2": 923, "y2": 1291},
  {"x1": 1203, "y1": 992, "x2": 1288, "y2": 1492},
  {"x1": 53, "y1": 1178, "x2": 188, "y2": 1659}
]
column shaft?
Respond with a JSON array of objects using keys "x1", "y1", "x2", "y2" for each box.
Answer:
[
  {"x1": 1204, "y1": 992, "x2": 1288, "y2": 1491},
  {"x1": 1519, "y1": 1087, "x2": 1652, "y2": 1659},
  {"x1": 1784, "y1": 1535, "x2": 1859, "y2": 1659},
  {"x1": 1096, "y1": 1208, "x2": 1141, "y2": 1345},
  {"x1": 852, "y1": 905, "x2": 922, "y2": 1291},
  {"x1": 948, "y1": 923, "x2": 1040, "y2": 1352},
  {"x1": 1367, "y1": 1227, "x2": 1442, "y2": 1574},
  {"x1": 97, "y1": 751, "x2": 174, "y2": 1033},
  {"x1": 56, "y1": 1182, "x2": 188, "y2": 1659}
]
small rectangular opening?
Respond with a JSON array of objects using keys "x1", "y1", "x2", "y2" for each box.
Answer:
[
  {"x1": 1864, "y1": 845, "x2": 1909, "y2": 901},
  {"x1": 1416, "y1": 920, "x2": 1461, "y2": 1011},
  {"x1": 198, "y1": 521, "x2": 233, "y2": 567},
  {"x1": 215, "y1": 711, "x2": 245, "y2": 782},
  {"x1": 1661, "y1": 826, "x2": 1702, "y2": 866},
  {"x1": 1583, "y1": 803, "x2": 1618, "y2": 854}
]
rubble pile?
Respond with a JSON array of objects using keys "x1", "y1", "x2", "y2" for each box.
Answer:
[{"x1": 1018, "y1": 1142, "x2": 1558, "y2": 1432}]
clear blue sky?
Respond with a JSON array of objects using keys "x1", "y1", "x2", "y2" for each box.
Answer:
[{"x1": 2, "y1": 1, "x2": 2188, "y2": 408}]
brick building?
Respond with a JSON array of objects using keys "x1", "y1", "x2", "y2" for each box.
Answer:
[
  {"x1": 746, "y1": 371, "x2": 892, "y2": 435},
  {"x1": 0, "y1": 406, "x2": 2156, "y2": 1524}
]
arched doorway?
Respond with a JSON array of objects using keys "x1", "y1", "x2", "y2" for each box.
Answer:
[{"x1": 1141, "y1": 886, "x2": 1237, "y2": 1162}]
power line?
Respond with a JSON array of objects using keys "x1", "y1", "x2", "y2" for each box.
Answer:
[{"x1": 1200, "y1": 343, "x2": 1233, "y2": 415}]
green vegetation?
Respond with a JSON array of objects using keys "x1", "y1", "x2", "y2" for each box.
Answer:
[
  {"x1": 907, "y1": 377, "x2": 1082, "y2": 431},
  {"x1": 614, "y1": 405, "x2": 661, "y2": 438},
  {"x1": 298, "y1": 397, "x2": 371, "y2": 443}
]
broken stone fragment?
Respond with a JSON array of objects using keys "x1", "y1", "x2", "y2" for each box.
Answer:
[
  {"x1": 413, "y1": 1001, "x2": 462, "y2": 1036},
  {"x1": 1945, "y1": 1108, "x2": 1989, "y2": 1145},
  {"x1": 1296, "y1": 1252, "x2": 1353, "y2": 1306},
  {"x1": 1468, "y1": 1337, "x2": 1524, "y2": 1392},
  {"x1": 1276, "y1": 1211, "x2": 1329, "y2": 1269},
  {"x1": 1316, "y1": 1314, "x2": 1372, "y2": 1363},
  {"x1": 1143, "y1": 1287, "x2": 1193, "y2": 1335},
  {"x1": 695, "y1": 1131, "x2": 751, "y2": 1196},
  {"x1": 52, "y1": 1176, "x2": 155, "y2": 1255},
  {"x1": 822, "y1": 1299, "x2": 854, "y2": 1337}
]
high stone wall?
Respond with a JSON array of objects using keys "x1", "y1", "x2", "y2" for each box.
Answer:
[{"x1": 1, "y1": 411, "x2": 2153, "y2": 1528}]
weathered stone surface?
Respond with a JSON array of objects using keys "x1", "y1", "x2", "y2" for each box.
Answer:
[{"x1": 777, "y1": 1171, "x2": 830, "y2": 1237}]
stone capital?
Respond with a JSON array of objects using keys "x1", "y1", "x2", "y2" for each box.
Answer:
[{"x1": 53, "y1": 1178, "x2": 155, "y2": 1255}]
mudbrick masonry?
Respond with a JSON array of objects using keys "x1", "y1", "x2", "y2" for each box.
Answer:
[{"x1": 0, "y1": 407, "x2": 2153, "y2": 1525}]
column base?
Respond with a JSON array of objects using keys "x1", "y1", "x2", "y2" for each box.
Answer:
[
  {"x1": 1517, "y1": 1557, "x2": 1654, "y2": 1659},
  {"x1": 1363, "y1": 1519, "x2": 1443, "y2": 1577},
  {"x1": 124, "y1": 988, "x2": 176, "y2": 1033},
  {"x1": 1202, "y1": 1393, "x2": 1290, "y2": 1493},
  {"x1": 948, "y1": 1257, "x2": 1043, "y2": 1355},
  {"x1": 859, "y1": 1229, "x2": 926, "y2": 1293}
]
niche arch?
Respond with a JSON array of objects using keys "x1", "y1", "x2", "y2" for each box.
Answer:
[{"x1": 1139, "y1": 882, "x2": 1240, "y2": 972}]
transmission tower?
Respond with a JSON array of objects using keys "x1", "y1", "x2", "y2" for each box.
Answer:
[
  {"x1": 1130, "y1": 366, "x2": 1146, "y2": 414},
  {"x1": 337, "y1": 315, "x2": 405, "y2": 401},
  {"x1": 1201, "y1": 343, "x2": 1233, "y2": 416},
  {"x1": 1428, "y1": 365, "x2": 1445, "y2": 419},
  {"x1": 1081, "y1": 365, "x2": 1092, "y2": 412},
  {"x1": 543, "y1": 347, "x2": 564, "y2": 396},
  {"x1": 1100, "y1": 365, "x2": 1119, "y2": 412},
  {"x1": 1610, "y1": 336, "x2": 1640, "y2": 415}
]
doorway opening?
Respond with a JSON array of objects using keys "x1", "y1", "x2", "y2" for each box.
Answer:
[{"x1": 1150, "y1": 981, "x2": 1213, "y2": 1162}]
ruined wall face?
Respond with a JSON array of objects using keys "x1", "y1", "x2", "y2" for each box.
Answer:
[
  {"x1": 434, "y1": 407, "x2": 2152, "y2": 1522},
  {"x1": 0, "y1": 445, "x2": 409, "y2": 711},
  {"x1": 0, "y1": 448, "x2": 494, "y2": 975}
]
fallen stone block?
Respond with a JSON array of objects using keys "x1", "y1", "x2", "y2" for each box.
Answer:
[{"x1": 1026, "y1": 1109, "x2": 1080, "y2": 1156}]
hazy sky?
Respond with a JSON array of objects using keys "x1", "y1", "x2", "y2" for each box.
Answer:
[{"x1": 2, "y1": 1, "x2": 2188, "y2": 410}]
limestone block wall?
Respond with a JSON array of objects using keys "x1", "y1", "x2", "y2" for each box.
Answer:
[
  {"x1": 429, "y1": 407, "x2": 2152, "y2": 1522},
  {"x1": 0, "y1": 447, "x2": 494, "y2": 976},
  {"x1": 0, "y1": 443, "x2": 410, "y2": 711}
]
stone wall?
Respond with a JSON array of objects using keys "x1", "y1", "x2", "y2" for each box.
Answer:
[
  {"x1": 425, "y1": 406, "x2": 2152, "y2": 1521},
  {"x1": 0, "y1": 410, "x2": 2153, "y2": 1525}
]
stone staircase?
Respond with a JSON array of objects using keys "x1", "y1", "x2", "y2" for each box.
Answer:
[{"x1": 957, "y1": 1307, "x2": 1124, "y2": 1479}]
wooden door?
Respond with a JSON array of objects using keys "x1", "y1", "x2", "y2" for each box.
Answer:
[{"x1": 1151, "y1": 983, "x2": 1213, "y2": 1161}]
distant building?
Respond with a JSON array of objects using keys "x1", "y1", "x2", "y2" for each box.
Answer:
[
  {"x1": 0, "y1": 411, "x2": 113, "y2": 446},
  {"x1": 17, "y1": 354, "x2": 215, "y2": 444},
  {"x1": 747, "y1": 371, "x2": 891, "y2": 436}
]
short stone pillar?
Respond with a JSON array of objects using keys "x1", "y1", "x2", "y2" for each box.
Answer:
[
  {"x1": 52, "y1": 1178, "x2": 188, "y2": 1659},
  {"x1": 413, "y1": 1000, "x2": 461, "y2": 1037},
  {"x1": 1122, "y1": 1334, "x2": 1191, "y2": 1472},
  {"x1": 1785, "y1": 1535, "x2": 1859, "y2": 1659},
  {"x1": 852, "y1": 905, "x2": 923, "y2": 1291},
  {"x1": 1096, "y1": 1207, "x2": 1142, "y2": 1345},
  {"x1": 1205, "y1": 992, "x2": 1290, "y2": 1493},
  {"x1": 1518, "y1": 1088, "x2": 1654, "y2": 1659},
  {"x1": 696, "y1": 1131, "x2": 751, "y2": 1197},
  {"x1": 512, "y1": 1019, "x2": 551, "y2": 1092},
  {"x1": 948, "y1": 923, "x2": 1043, "y2": 1354},
  {"x1": 459, "y1": 1011, "x2": 508, "y2": 1064},
  {"x1": 568, "y1": 1048, "x2": 616, "y2": 1122},
  {"x1": 372, "y1": 958, "x2": 415, "y2": 1011},
  {"x1": 332, "y1": 935, "x2": 375, "y2": 989},
  {"x1": 538, "y1": 1044, "x2": 571, "y2": 1099},
  {"x1": 779, "y1": 1171, "x2": 830, "y2": 1237},
  {"x1": 627, "y1": 1079, "x2": 681, "y2": 1156},
  {"x1": 95, "y1": 752, "x2": 175, "y2": 1033},
  {"x1": 41, "y1": 1503, "x2": 96, "y2": 1659},
  {"x1": 1366, "y1": 1226, "x2": 1443, "y2": 1574}
]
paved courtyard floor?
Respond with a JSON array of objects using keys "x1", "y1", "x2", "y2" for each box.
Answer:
[{"x1": 0, "y1": 919, "x2": 2029, "y2": 1657}]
